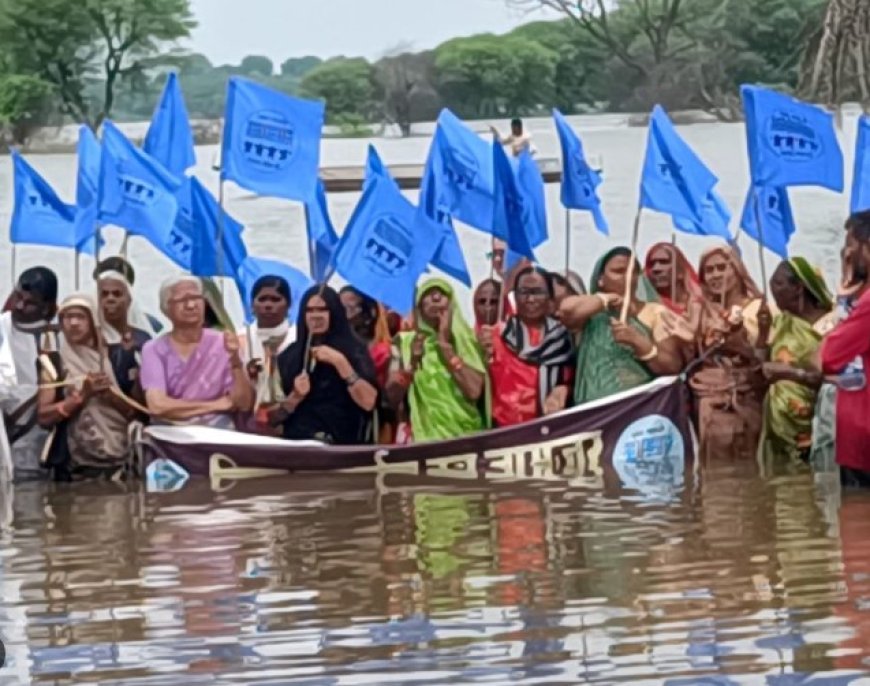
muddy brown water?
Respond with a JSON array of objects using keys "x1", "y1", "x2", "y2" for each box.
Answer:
[{"x1": 1, "y1": 461, "x2": 869, "y2": 684}]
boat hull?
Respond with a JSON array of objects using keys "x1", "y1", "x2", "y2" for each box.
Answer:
[{"x1": 141, "y1": 377, "x2": 693, "y2": 488}]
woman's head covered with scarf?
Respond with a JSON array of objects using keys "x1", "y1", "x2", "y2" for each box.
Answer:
[
  {"x1": 590, "y1": 247, "x2": 658, "y2": 301},
  {"x1": 770, "y1": 257, "x2": 834, "y2": 316},
  {"x1": 283, "y1": 285, "x2": 370, "y2": 378},
  {"x1": 698, "y1": 246, "x2": 762, "y2": 302},
  {"x1": 415, "y1": 277, "x2": 487, "y2": 374},
  {"x1": 644, "y1": 242, "x2": 703, "y2": 313}
]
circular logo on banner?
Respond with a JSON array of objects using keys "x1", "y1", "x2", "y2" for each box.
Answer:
[
  {"x1": 363, "y1": 214, "x2": 413, "y2": 277},
  {"x1": 765, "y1": 111, "x2": 822, "y2": 162},
  {"x1": 612, "y1": 414, "x2": 685, "y2": 498},
  {"x1": 240, "y1": 110, "x2": 295, "y2": 173}
]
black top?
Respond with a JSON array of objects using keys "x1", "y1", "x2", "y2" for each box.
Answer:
[
  {"x1": 277, "y1": 286, "x2": 377, "y2": 445},
  {"x1": 108, "y1": 327, "x2": 151, "y2": 397}
]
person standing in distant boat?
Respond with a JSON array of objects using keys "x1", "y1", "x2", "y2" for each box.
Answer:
[{"x1": 490, "y1": 118, "x2": 536, "y2": 158}]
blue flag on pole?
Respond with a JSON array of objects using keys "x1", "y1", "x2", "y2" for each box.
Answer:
[
  {"x1": 221, "y1": 76, "x2": 325, "y2": 202},
  {"x1": 740, "y1": 184, "x2": 795, "y2": 259},
  {"x1": 553, "y1": 108, "x2": 608, "y2": 235},
  {"x1": 235, "y1": 255, "x2": 313, "y2": 324},
  {"x1": 672, "y1": 190, "x2": 732, "y2": 240},
  {"x1": 11, "y1": 150, "x2": 96, "y2": 253},
  {"x1": 492, "y1": 141, "x2": 536, "y2": 262},
  {"x1": 74, "y1": 125, "x2": 102, "y2": 248},
  {"x1": 304, "y1": 179, "x2": 339, "y2": 282},
  {"x1": 851, "y1": 115, "x2": 870, "y2": 212},
  {"x1": 98, "y1": 120, "x2": 182, "y2": 246},
  {"x1": 336, "y1": 174, "x2": 437, "y2": 314},
  {"x1": 143, "y1": 72, "x2": 196, "y2": 178},
  {"x1": 640, "y1": 105, "x2": 719, "y2": 224},
  {"x1": 187, "y1": 177, "x2": 248, "y2": 278},
  {"x1": 741, "y1": 85, "x2": 843, "y2": 191}
]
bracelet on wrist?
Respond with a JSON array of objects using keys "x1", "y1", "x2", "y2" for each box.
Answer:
[
  {"x1": 637, "y1": 344, "x2": 658, "y2": 362},
  {"x1": 344, "y1": 371, "x2": 360, "y2": 387}
]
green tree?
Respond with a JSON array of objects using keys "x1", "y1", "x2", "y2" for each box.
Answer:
[
  {"x1": 434, "y1": 34, "x2": 558, "y2": 117},
  {"x1": 374, "y1": 49, "x2": 440, "y2": 136},
  {"x1": 239, "y1": 55, "x2": 274, "y2": 77},
  {"x1": 0, "y1": 74, "x2": 54, "y2": 144},
  {"x1": 280, "y1": 56, "x2": 322, "y2": 78},
  {"x1": 0, "y1": 0, "x2": 195, "y2": 129},
  {"x1": 300, "y1": 57, "x2": 379, "y2": 124}
]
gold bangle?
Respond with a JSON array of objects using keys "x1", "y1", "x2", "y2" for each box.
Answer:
[{"x1": 637, "y1": 345, "x2": 658, "y2": 362}]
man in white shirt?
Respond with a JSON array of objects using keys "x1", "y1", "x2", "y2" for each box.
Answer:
[
  {"x1": 490, "y1": 118, "x2": 536, "y2": 158},
  {"x1": 0, "y1": 267, "x2": 59, "y2": 480}
]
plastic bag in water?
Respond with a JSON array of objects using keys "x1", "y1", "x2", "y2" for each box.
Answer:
[{"x1": 145, "y1": 458, "x2": 190, "y2": 493}]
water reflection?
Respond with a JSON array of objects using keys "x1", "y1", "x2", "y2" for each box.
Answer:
[{"x1": 0, "y1": 460, "x2": 869, "y2": 684}]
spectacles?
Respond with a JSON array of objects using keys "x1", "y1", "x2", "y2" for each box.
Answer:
[{"x1": 516, "y1": 287, "x2": 548, "y2": 299}]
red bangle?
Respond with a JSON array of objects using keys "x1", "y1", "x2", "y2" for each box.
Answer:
[{"x1": 398, "y1": 370, "x2": 413, "y2": 387}]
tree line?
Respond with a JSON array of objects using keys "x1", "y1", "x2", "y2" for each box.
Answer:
[{"x1": 0, "y1": 0, "x2": 851, "y2": 146}]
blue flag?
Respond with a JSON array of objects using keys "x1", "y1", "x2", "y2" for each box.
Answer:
[
  {"x1": 336, "y1": 174, "x2": 437, "y2": 314},
  {"x1": 492, "y1": 141, "x2": 536, "y2": 262},
  {"x1": 741, "y1": 85, "x2": 843, "y2": 191},
  {"x1": 672, "y1": 190, "x2": 732, "y2": 240},
  {"x1": 235, "y1": 255, "x2": 313, "y2": 324},
  {"x1": 417, "y1": 152, "x2": 471, "y2": 285},
  {"x1": 363, "y1": 143, "x2": 394, "y2": 191},
  {"x1": 143, "y1": 72, "x2": 196, "y2": 178},
  {"x1": 516, "y1": 152, "x2": 548, "y2": 249},
  {"x1": 740, "y1": 184, "x2": 795, "y2": 259},
  {"x1": 640, "y1": 105, "x2": 719, "y2": 225},
  {"x1": 851, "y1": 115, "x2": 870, "y2": 212},
  {"x1": 98, "y1": 120, "x2": 182, "y2": 247},
  {"x1": 553, "y1": 108, "x2": 608, "y2": 235},
  {"x1": 10, "y1": 150, "x2": 96, "y2": 254},
  {"x1": 221, "y1": 76, "x2": 325, "y2": 202},
  {"x1": 428, "y1": 109, "x2": 495, "y2": 233},
  {"x1": 74, "y1": 125, "x2": 102, "y2": 248},
  {"x1": 187, "y1": 177, "x2": 248, "y2": 278},
  {"x1": 304, "y1": 179, "x2": 339, "y2": 282}
]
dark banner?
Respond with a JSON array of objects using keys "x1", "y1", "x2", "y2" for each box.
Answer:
[{"x1": 143, "y1": 377, "x2": 694, "y2": 491}]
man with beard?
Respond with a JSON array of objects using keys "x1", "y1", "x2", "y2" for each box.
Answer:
[
  {"x1": 0, "y1": 267, "x2": 59, "y2": 479},
  {"x1": 821, "y1": 210, "x2": 870, "y2": 485}
]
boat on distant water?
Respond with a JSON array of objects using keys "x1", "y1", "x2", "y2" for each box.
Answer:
[{"x1": 140, "y1": 377, "x2": 693, "y2": 491}]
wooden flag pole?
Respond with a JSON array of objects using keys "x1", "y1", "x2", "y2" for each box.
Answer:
[
  {"x1": 620, "y1": 206, "x2": 643, "y2": 324},
  {"x1": 564, "y1": 208, "x2": 571, "y2": 277},
  {"x1": 751, "y1": 187, "x2": 769, "y2": 299},
  {"x1": 120, "y1": 231, "x2": 130, "y2": 259},
  {"x1": 669, "y1": 232, "x2": 678, "y2": 308},
  {"x1": 74, "y1": 250, "x2": 81, "y2": 290}
]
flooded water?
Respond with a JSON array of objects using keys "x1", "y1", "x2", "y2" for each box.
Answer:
[{"x1": 2, "y1": 463, "x2": 870, "y2": 684}]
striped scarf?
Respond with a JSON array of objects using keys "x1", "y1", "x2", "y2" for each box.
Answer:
[{"x1": 501, "y1": 316, "x2": 574, "y2": 407}]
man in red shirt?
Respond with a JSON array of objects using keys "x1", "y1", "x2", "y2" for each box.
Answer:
[{"x1": 821, "y1": 210, "x2": 870, "y2": 486}]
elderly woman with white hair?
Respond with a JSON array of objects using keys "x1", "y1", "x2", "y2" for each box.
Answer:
[{"x1": 140, "y1": 275, "x2": 254, "y2": 428}]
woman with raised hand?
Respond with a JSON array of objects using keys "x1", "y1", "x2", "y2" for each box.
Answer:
[
  {"x1": 387, "y1": 278, "x2": 488, "y2": 442},
  {"x1": 37, "y1": 294, "x2": 138, "y2": 480},
  {"x1": 558, "y1": 247, "x2": 683, "y2": 405},
  {"x1": 273, "y1": 286, "x2": 378, "y2": 444},
  {"x1": 478, "y1": 266, "x2": 574, "y2": 427}
]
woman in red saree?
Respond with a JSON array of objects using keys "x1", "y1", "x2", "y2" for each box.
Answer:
[
  {"x1": 644, "y1": 242, "x2": 703, "y2": 316},
  {"x1": 478, "y1": 267, "x2": 575, "y2": 427}
]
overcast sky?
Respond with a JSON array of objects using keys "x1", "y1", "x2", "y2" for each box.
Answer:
[{"x1": 187, "y1": 0, "x2": 560, "y2": 67}]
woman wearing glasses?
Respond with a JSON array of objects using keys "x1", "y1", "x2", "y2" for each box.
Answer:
[
  {"x1": 140, "y1": 276, "x2": 254, "y2": 429},
  {"x1": 478, "y1": 267, "x2": 575, "y2": 427}
]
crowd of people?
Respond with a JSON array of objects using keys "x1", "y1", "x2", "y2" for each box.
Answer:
[{"x1": 2, "y1": 210, "x2": 870, "y2": 486}]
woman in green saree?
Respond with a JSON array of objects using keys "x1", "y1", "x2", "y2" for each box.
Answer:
[
  {"x1": 386, "y1": 278, "x2": 488, "y2": 442},
  {"x1": 558, "y1": 247, "x2": 684, "y2": 404},
  {"x1": 761, "y1": 258, "x2": 837, "y2": 463}
]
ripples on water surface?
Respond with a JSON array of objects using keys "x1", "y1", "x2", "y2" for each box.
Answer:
[{"x1": 1, "y1": 461, "x2": 870, "y2": 685}]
